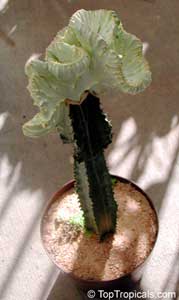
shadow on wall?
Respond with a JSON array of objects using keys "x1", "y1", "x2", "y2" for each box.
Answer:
[
  {"x1": 45, "y1": 0, "x2": 179, "y2": 299},
  {"x1": 0, "y1": 1, "x2": 73, "y2": 299},
  {"x1": 0, "y1": 0, "x2": 16, "y2": 46},
  {"x1": 0, "y1": 0, "x2": 179, "y2": 300}
]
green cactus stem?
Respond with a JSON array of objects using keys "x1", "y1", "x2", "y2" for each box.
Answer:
[{"x1": 70, "y1": 93, "x2": 117, "y2": 239}]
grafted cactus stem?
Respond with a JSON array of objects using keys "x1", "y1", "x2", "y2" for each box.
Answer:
[{"x1": 70, "y1": 93, "x2": 117, "y2": 239}]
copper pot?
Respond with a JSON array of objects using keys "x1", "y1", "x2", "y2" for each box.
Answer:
[{"x1": 41, "y1": 175, "x2": 159, "y2": 292}]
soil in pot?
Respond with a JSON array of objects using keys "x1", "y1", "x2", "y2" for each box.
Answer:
[{"x1": 41, "y1": 180, "x2": 158, "y2": 282}]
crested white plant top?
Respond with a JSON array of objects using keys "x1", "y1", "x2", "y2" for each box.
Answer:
[{"x1": 23, "y1": 9, "x2": 151, "y2": 138}]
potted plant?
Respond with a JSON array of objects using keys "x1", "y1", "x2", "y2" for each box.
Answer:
[{"x1": 23, "y1": 9, "x2": 158, "y2": 292}]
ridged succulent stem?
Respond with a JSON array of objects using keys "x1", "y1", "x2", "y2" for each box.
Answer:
[{"x1": 70, "y1": 93, "x2": 117, "y2": 239}]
